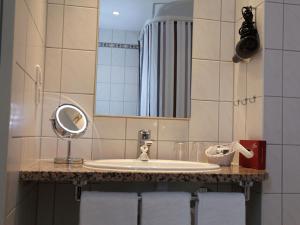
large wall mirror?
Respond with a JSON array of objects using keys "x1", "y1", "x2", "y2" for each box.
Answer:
[{"x1": 95, "y1": 0, "x2": 193, "y2": 118}]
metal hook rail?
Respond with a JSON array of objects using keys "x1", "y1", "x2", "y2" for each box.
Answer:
[
  {"x1": 234, "y1": 96, "x2": 257, "y2": 107},
  {"x1": 73, "y1": 180, "x2": 254, "y2": 202}
]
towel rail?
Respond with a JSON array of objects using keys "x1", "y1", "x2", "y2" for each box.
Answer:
[{"x1": 73, "y1": 180, "x2": 254, "y2": 202}]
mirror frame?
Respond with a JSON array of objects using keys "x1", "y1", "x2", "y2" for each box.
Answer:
[
  {"x1": 94, "y1": 0, "x2": 193, "y2": 120},
  {"x1": 51, "y1": 104, "x2": 89, "y2": 139}
]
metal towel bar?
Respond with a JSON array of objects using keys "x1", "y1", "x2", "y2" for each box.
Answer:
[{"x1": 73, "y1": 180, "x2": 254, "y2": 202}]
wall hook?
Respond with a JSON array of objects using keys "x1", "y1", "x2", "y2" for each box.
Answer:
[{"x1": 241, "y1": 98, "x2": 248, "y2": 105}]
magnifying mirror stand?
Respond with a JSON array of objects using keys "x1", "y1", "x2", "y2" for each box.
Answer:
[{"x1": 54, "y1": 140, "x2": 83, "y2": 164}]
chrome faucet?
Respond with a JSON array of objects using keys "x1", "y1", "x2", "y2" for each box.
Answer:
[{"x1": 137, "y1": 129, "x2": 153, "y2": 161}]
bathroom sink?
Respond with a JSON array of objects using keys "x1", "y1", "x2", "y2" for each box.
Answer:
[{"x1": 83, "y1": 159, "x2": 220, "y2": 172}]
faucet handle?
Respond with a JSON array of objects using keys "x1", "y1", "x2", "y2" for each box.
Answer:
[{"x1": 138, "y1": 129, "x2": 151, "y2": 140}]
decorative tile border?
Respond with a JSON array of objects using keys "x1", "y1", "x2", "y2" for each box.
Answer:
[{"x1": 99, "y1": 42, "x2": 139, "y2": 50}]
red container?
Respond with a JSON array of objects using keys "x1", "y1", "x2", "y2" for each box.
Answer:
[{"x1": 239, "y1": 140, "x2": 266, "y2": 170}]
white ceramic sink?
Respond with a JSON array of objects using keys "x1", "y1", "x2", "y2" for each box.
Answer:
[{"x1": 83, "y1": 159, "x2": 220, "y2": 172}]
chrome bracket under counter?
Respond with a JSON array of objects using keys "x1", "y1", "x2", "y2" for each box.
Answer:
[{"x1": 72, "y1": 179, "x2": 255, "y2": 202}]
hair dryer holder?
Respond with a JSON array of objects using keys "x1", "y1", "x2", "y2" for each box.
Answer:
[{"x1": 233, "y1": 6, "x2": 260, "y2": 63}]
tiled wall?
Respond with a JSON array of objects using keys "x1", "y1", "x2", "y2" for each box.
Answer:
[
  {"x1": 96, "y1": 29, "x2": 140, "y2": 116},
  {"x1": 41, "y1": 0, "x2": 98, "y2": 160},
  {"x1": 4, "y1": 0, "x2": 47, "y2": 224},
  {"x1": 189, "y1": 0, "x2": 235, "y2": 160},
  {"x1": 233, "y1": 1, "x2": 264, "y2": 146},
  {"x1": 41, "y1": 0, "x2": 236, "y2": 164},
  {"x1": 262, "y1": 0, "x2": 300, "y2": 224}
]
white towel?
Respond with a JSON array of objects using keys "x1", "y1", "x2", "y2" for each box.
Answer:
[
  {"x1": 80, "y1": 192, "x2": 138, "y2": 225},
  {"x1": 141, "y1": 192, "x2": 191, "y2": 225},
  {"x1": 196, "y1": 193, "x2": 245, "y2": 225}
]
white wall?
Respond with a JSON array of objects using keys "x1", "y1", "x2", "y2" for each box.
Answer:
[
  {"x1": 262, "y1": 0, "x2": 300, "y2": 225},
  {"x1": 2, "y1": 0, "x2": 47, "y2": 224}
]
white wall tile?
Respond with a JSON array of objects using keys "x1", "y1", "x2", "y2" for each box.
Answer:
[
  {"x1": 220, "y1": 22, "x2": 235, "y2": 61},
  {"x1": 110, "y1": 84, "x2": 124, "y2": 101},
  {"x1": 65, "y1": 0, "x2": 98, "y2": 8},
  {"x1": 111, "y1": 48, "x2": 125, "y2": 66},
  {"x1": 92, "y1": 139, "x2": 125, "y2": 159},
  {"x1": 191, "y1": 59, "x2": 220, "y2": 100},
  {"x1": 265, "y1": 2, "x2": 283, "y2": 49},
  {"x1": 110, "y1": 66, "x2": 125, "y2": 83},
  {"x1": 157, "y1": 141, "x2": 184, "y2": 160},
  {"x1": 233, "y1": 104, "x2": 246, "y2": 140},
  {"x1": 124, "y1": 102, "x2": 138, "y2": 115},
  {"x1": 234, "y1": 62, "x2": 247, "y2": 100},
  {"x1": 42, "y1": 92, "x2": 60, "y2": 137},
  {"x1": 41, "y1": 137, "x2": 57, "y2": 159},
  {"x1": 97, "y1": 65, "x2": 111, "y2": 83},
  {"x1": 264, "y1": 97, "x2": 282, "y2": 144},
  {"x1": 262, "y1": 194, "x2": 282, "y2": 225},
  {"x1": 264, "y1": 49, "x2": 282, "y2": 97},
  {"x1": 125, "y1": 31, "x2": 139, "y2": 44},
  {"x1": 193, "y1": 19, "x2": 220, "y2": 60},
  {"x1": 263, "y1": 145, "x2": 282, "y2": 193},
  {"x1": 21, "y1": 138, "x2": 40, "y2": 167},
  {"x1": 22, "y1": 76, "x2": 38, "y2": 136},
  {"x1": 284, "y1": 4, "x2": 300, "y2": 51},
  {"x1": 283, "y1": 51, "x2": 300, "y2": 97},
  {"x1": 112, "y1": 30, "x2": 126, "y2": 44},
  {"x1": 194, "y1": 0, "x2": 221, "y2": 20},
  {"x1": 285, "y1": 0, "x2": 300, "y2": 4},
  {"x1": 61, "y1": 49, "x2": 96, "y2": 94},
  {"x1": 98, "y1": 47, "x2": 111, "y2": 65},
  {"x1": 283, "y1": 194, "x2": 300, "y2": 225},
  {"x1": 93, "y1": 117, "x2": 126, "y2": 139},
  {"x1": 46, "y1": 4, "x2": 63, "y2": 48},
  {"x1": 26, "y1": 17, "x2": 44, "y2": 81},
  {"x1": 189, "y1": 100, "x2": 219, "y2": 141},
  {"x1": 10, "y1": 65, "x2": 25, "y2": 137},
  {"x1": 247, "y1": 51, "x2": 263, "y2": 97},
  {"x1": 109, "y1": 101, "x2": 124, "y2": 115},
  {"x1": 63, "y1": 6, "x2": 97, "y2": 50},
  {"x1": 48, "y1": 0, "x2": 64, "y2": 4},
  {"x1": 283, "y1": 145, "x2": 300, "y2": 193},
  {"x1": 125, "y1": 67, "x2": 138, "y2": 84},
  {"x1": 220, "y1": 62, "x2": 233, "y2": 101},
  {"x1": 26, "y1": 0, "x2": 47, "y2": 42},
  {"x1": 14, "y1": 0, "x2": 28, "y2": 68},
  {"x1": 219, "y1": 102, "x2": 233, "y2": 142},
  {"x1": 158, "y1": 120, "x2": 188, "y2": 141},
  {"x1": 125, "y1": 49, "x2": 139, "y2": 67},
  {"x1": 58, "y1": 138, "x2": 92, "y2": 160},
  {"x1": 99, "y1": 29, "x2": 112, "y2": 43},
  {"x1": 96, "y1": 83, "x2": 110, "y2": 101},
  {"x1": 95, "y1": 101, "x2": 110, "y2": 115},
  {"x1": 221, "y1": 0, "x2": 235, "y2": 22},
  {"x1": 124, "y1": 84, "x2": 138, "y2": 102},
  {"x1": 44, "y1": 48, "x2": 62, "y2": 92},
  {"x1": 246, "y1": 97, "x2": 263, "y2": 140},
  {"x1": 126, "y1": 118, "x2": 158, "y2": 140},
  {"x1": 283, "y1": 98, "x2": 300, "y2": 145}
]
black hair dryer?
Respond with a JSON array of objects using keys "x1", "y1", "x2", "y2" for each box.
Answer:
[{"x1": 233, "y1": 6, "x2": 260, "y2": 63}]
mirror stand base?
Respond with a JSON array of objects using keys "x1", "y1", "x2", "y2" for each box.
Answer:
[{"x1": 54, "y1": 157, "x2": 83, "y2": 165}]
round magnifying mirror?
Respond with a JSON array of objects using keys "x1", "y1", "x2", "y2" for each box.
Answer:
[{"x1": 51, "y1": 104, "x2": 88, "y2": 164}]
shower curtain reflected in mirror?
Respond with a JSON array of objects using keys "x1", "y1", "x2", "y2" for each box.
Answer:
[{"x1": 139, "y1": 17, "x2": 192, "y2": 118}]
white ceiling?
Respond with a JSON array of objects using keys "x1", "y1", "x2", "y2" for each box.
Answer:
[{"x1": 99, "y1": 0, "x2": 191, "y2": 31}]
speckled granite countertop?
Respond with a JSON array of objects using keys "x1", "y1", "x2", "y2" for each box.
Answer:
[{"x1": 19, "y1": 160, "x2": 268, "y2": 183}]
